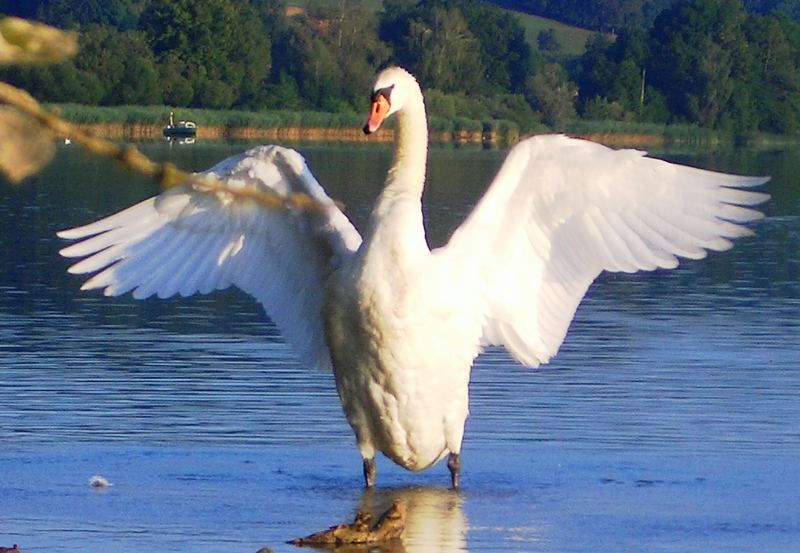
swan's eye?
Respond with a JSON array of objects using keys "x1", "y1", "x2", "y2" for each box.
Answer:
[{"x1": 371, "y1": 85, "x2": 394, "y2": 104}]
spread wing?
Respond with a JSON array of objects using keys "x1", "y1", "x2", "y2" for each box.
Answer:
[
  {"x1": 437, "y1": 134, "x2": 768, "y2": 367},
  {"x1": 58, "y1": 145, "x2": 362, "y2": 370}
]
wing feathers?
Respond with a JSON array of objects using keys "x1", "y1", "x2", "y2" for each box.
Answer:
[
  {"x1": 61, "y1": 223, "x2": 143, "y2": 259},
  {"x1": 606, "y1": 212, "x2": 660, "y2": 271},
  {"x1": 717, "y1": 202, "x2": 765, "y2": 223},
  {"x1": 620, "y1": 212, "x2": 681, "y2": 268},
  {"x1": 638, "y1": 206, "x2": 709, "y2": 258},
  {"x1": 131, "y1": 235, "x2": 192, "y2": 300},
  {"x1": 440, "y1": 134, "x2": 767, "y2": 368},
  {"x1": 57, "y1": 198, "x2": 158, "y2": 240},
  {"x1": 67, "y1": 242, "x2": 127, "y2": 275},
  {"x1": 167, "y1": 231, "x2": 220, "y2": 298},
  {"x1": 93, "y1": 228, "x2": 175, "y2": 296},
  {"x1": 60, "y1": 145, "x2": 362, "y2": 370}
]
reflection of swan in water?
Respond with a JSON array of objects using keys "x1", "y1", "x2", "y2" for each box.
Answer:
[{"x1": 356, "y1": 487, "x2": 466, "y2": 553}]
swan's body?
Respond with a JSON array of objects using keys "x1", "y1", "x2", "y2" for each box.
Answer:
[{"x1": 59, "y1": 67, "x2": 768, "y2": 487}]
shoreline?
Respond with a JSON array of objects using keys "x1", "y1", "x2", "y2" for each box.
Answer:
[
  {"x1": 74, "y1": 123, "x2": 496, "y2": 145},
  {"x1": 54, "y1": 103, "x2": 798, "y2": 150},
  {"x1": 72, "y1": 122, "x2": 794, "y2": 149},
  {"x1": 73, "y1": 122, "x2": 682, "y2": 148}
]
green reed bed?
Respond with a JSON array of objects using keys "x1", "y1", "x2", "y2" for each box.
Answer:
[
  {"x1": 51, "y1": 104, "x2": 368, "y2": 129},
  {"x1": 562, "y1": 120, "x2": 726, "y2": 145},
  {"x1": 50, "y1": 103, "x2": 522, "y2": 143}
]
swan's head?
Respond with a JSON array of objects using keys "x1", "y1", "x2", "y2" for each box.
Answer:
[{"x1": 363, "y1": 67, "x2": 422, "y2": 134}]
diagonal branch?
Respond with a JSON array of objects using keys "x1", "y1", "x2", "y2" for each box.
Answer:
[{"x1": 0, "y1": 80, "x2": 333, "y2": 214}]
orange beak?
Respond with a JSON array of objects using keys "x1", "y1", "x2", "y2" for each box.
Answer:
[{"x1": 363, "y1": 95, "x2": 391, "y2": 134}]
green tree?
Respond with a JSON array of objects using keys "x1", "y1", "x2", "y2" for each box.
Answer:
[
  {"x1": 576, "y1": 34, "x2": 618, "y2": 112},
  {"x1": 381, "y1": 0, "x2": 531, "y2": 94},
  {"x1": 265, "y1": 10, "x2": 346, "y2": 111},
  {"x1": 157, "y1": 51, "x2": 193, "y2": 107},
  {"x1": 458, "y1": 1, "x2": 532, "y2": 92},
  {"x1": 77, "y1": 25, "x2": 161, "y2": 105},
  {"x1": 410, "y1": 6, "x2": 483, "y2": 92},
  {"x1": 299, "y1": 33, "x2": 344, "y2": 110},
  {"x1": 649, "y1": 0, "x2": 751, "y2": 128},
  {"x1": 743, "y1": 13, "x2": 800, "y2": 131},
  {"x1": 538, "y1": 28, "x2": 561, "y2": 53},
  {"x1": 526, "y1": 62, "x2": 577, "y2": 126},
  {"x1": 310, "y1": 0, "x2": 389, "y2": 110},
  {"x1": 262, "y1": 71, "x2": 304, "y2": 110},
  {"x1": 381, "y1": 2, "x2": 484, "y2": 93},
  {"x1": 140, "y1": 0, "x2": 270, "y2": 109},
  {"x1": 577, "y1": 29, "x2": 651, "y2": 119},
  {"x1": 228, "y1": 2, "x2": 274, "y2": 108},
  {"x1": 37, "y1": 0, "x2": 145, "y2": 30},
  {"x1": 744, "y1": 0, "x2": 800, "y2": 20},
  {"x1": 194, "y1": 78, "x2": 235, "y2": 109},
  {"x1": 0, "y1": 61, "x2": 102, "y2": 104},
  {"x1": 265, "y1": 16, "x2": 309, "y2": 109},
  {"x1": 0, "y1": 22, "x2": 158, "y2": 105}
]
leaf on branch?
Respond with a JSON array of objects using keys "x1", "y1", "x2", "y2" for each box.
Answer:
[
  {"x1": 0, "y1": 80, "x2": 42, "y2": 113},
  {"x1": 0, "y1": 17, "x2": 77, "y2": 65},
  {"x1": 0, "y1": 107, "x2": 55, "y2": 183}
]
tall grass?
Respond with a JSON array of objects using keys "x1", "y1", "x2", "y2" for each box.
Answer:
[
  {"x1": 51, "y1": 104, "x2": 369, "y2": 129},
  {"x1": 563, "y1": 120, "x2": 726, "y2": 145},
  {"x1": 52, "y1": 103, "x2": 523, "y2": 143},
  {"x1": 55, "y1": 104, "x2": 749, "y2": 146}
]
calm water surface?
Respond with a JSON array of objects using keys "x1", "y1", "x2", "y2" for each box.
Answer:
[{"x1": 1, "y1": 140, "x2": 799, "y2": 552}]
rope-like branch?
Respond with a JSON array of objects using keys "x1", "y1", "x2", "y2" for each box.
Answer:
[{"x1": 0, "y1": 80, "x2": 330, "y2": 213}]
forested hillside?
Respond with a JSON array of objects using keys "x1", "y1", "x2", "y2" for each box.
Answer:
[{"x1": 2, "y1": 0, "x2": 800, "y2": 134}]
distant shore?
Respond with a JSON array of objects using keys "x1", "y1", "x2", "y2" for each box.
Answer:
[
  {"x1": 57, "y1": 104, "x2": 748, "y2": 149},
  {"x1": 72, "y1": 122, "x2": 493, "y2": 144},
  {"x1": 64, "y1": 120, "x2": 798, "y2": 149},
  {"x1": 61, "y1": 111, "x2": 793, "y2": 150},
  {"x1": 72, "y1": 122, "x2": 696, "y2": 149}
]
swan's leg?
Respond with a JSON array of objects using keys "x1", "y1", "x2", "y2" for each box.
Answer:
[
  {"x1": 363, "y1": 457, "x2": 377, "y2": 488},
  {"x1": 447, "y1": 452, "x2": 461, "y2": 489},
  {"x1": 354, "y1": 428, "x2": 376, "y2": 488},
  {"x1": 444, "y1": 403, "x2": 467, "y2": 489}
]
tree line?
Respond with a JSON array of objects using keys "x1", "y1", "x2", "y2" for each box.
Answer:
[
  {"x1": 579, "y1": 0, "x2": 800, "y2": 132},
  {"x1": 495, "y1": 0, "x2": 800, "y2": 32},
  {"x1": 2, "y1": 0, "x2": 800, "y2": 134}
]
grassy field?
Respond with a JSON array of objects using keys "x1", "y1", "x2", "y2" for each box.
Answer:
[
  {"x1": 285, "y1": 1, "x2": 596, "y2": 57},
  {"x1": 510, "y1": 9, "x2": 596, "y2": 57}
]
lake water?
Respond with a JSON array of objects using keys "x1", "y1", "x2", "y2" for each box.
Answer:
[{"x1": 1, "y1": 140, "x2": 798, "y2": 553}]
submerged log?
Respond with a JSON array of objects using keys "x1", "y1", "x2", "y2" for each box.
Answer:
[{"x1": 289, "y1": 502, "x2": 405, "y2": 547}]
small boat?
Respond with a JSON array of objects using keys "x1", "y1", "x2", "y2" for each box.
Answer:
[{"x1": 163, "y1": 111, "x2": 197, "y2": 137}]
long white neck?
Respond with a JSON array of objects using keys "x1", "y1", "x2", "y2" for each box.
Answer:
[
  {"x1": 366, "y1": 88, "x2": 429, "y2": 257},
  {"x1": 384, "y1": 98, "x2": 428, "y2": 199}
]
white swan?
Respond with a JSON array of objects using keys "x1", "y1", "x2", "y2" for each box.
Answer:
[{"x1": 59, "y1": 67, "x2": 768, "y2": 488}]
